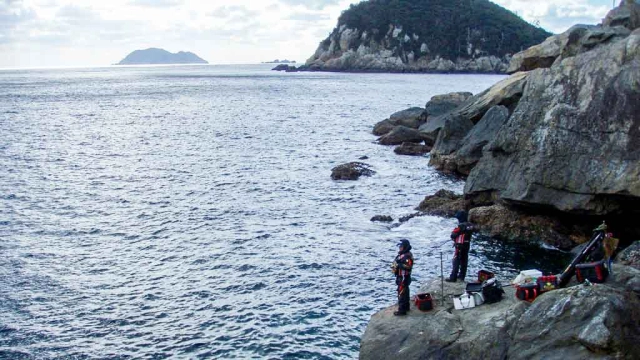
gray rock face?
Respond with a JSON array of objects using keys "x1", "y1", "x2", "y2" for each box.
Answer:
[
  {"x1": 465, "y1": 30, "x2": 640, "y2": 215},
  {"x1": 454, "y1": 71, "x2": 528, "y2": 123},
  {"x1": 360, "y1": 266, "x2": 640, "y2": 360},
  {"x1": 418, "y1": 114, "x2": 449, "y2": 146},
  {"x1": 508, "y1": 1, "x2": 640, "y2": 74},
  {"x1": 378, "y1": 126, "x2": 426, "y2": 145},
  {"x1": 508, "y1": 284, "x2": 640, "y2": 360},
  {"x1": 617, "y1": 240, "x2": 640, "y2": 269},
  {"x1": 451, "y1": 106, "x2": 510, "y2": 175},
  {"x1": 330, "y1": 162, "x2": 375, "y2": 180},
  {"x1": 426, "y1": 71, "x2": 527, "y2": 172},
  {"x1": 603, "y1": 0, "x2": 640, "y2": 31},
  {"x1": 506, "y1": 25, "x2": 594, "y2": 74},
  {"x1": 415, "y1": 189, "x2": 464, "y2": 218},
  {"x1": 468, "y1": 204, "x2": 581, "y2": 250},
  {"x1": 428, "y1": 114, "x2": 475, "y2": 162}
]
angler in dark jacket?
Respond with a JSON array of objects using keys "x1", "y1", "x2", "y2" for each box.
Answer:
[
  {"x1": 446, "y1": 210, "x2": 475, "y2": 283},
  {"x1": 392, "y1": 239, "x2": 414, "y2": 316}
]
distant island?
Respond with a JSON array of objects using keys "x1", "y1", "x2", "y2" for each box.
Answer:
[
  {"x1": 262, "y1": 59, "x2": 296, "y2": 64},
  {"x1": 116, "y1": 48, "x2": 208, "y2": 65}
]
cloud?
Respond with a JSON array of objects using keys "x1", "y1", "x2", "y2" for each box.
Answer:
[
  {"x1": 492, "y1": 0, "x2": 612, "y2": 33},
  {"x1": 0, "y1": 0, "x2": 37, "y2": 36},
  {"x1": 208, "y1": 5, "x2": 259, "y2": 20},
  {"x1": 287, "y1": 11, "x2": 331, "y2": 22},
  {"x1": 128, "y1": 0, "x2": 183, "y2": 7},
  {"x1": 277, "y1": 0, "x2": 342, "y2": 11},
  {"x1": 0, "y1": 0, "x2": 618, "y2": 68}
]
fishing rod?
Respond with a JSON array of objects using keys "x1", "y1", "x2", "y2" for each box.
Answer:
[{"x1": 558, "y1": 221, "x2": 607, "y2": 288}]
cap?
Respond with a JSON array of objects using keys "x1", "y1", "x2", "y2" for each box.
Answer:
[{"x1": 396, "y1": 239, "x2": 411, "y2": 248}]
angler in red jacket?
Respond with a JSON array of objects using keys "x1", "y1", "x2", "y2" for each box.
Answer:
[
  {"x1": 392, "y1": 239, "x2": 414, "y2": 316},
  {"x1": 445, "y1": 210, "x2": 475, "y2": 283}
]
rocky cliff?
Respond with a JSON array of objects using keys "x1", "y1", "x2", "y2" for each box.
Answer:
[
  {"x1": 303, "y1": 0, "x2": 550, "y2": 73},
  {"x1": 385, "y1": 0, "x2": 640, "y2": 247}
]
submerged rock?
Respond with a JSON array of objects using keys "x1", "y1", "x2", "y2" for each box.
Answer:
[
  {"x1": 370, "y1": 215, "x2": 393, "y2": 223},
  {"x1": 393, "y1": 142, "x2": 431, "y2": 156},
  {"x1": 378, "y1": 126, "x2": 426, "y2": 145},
  {"x1": 331, "y1": 162, "x2": 375, "y2": 180}
]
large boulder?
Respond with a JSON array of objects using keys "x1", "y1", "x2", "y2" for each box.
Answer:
[
  {"x1": 415, "y1": 189, "x2": 465, "y2": 218},
  {"x1": 603, "y1": 0, "x2": 640, "y2": 31},
  {"x1": 378, "y1": 126, "x2": 426, "y2": 145},
  {"x1": 418, "y1": 73, "x2": 525, "y2": 146},
  {"x1": 428, "y1": 106, "x2": 510, "y2": 174},
  {"x1": 508, "y1": 1, "x2": 639, "y2": 75},
  {"x1": 373, "y1": 107, "x2": 427, "y2": 136},
  {"x1": 418, "y1": 114, "x2": 449, "y2": 145},
  {"x1": 428, "y1": 114, "x2": 475, "y2": 167},
  {"x1": 450, "y1": 106, "x2": 510, "y2": 175},
  {"x1": 372, "y1": 119, "x2": 396, "y2": 136},
  {"x1": 507, "y1": 25, "x2": 594, "y2": 74},
  {"x1": 360, "y1": 267, "x2": 640, "y2": 360},
  {"x1": 508, "y1": 284, "x2": 640, "y2": 360},
  {"x1": 465, "y1": 30, "x2": 640, "y2": 216},
  {"x1": 453, "y1": 71, "x2": 528, "y2": 124},
  {"x1": 424, "y1": 92, "x2": 472, "y2": 118},
  {"x1": 389, "y1": 107, "x2": 426, "y2": 129}
]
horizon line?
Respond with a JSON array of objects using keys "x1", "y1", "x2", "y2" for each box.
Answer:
[{"x1": 0, "y1": 62, "x2": 300, "y2": 71}]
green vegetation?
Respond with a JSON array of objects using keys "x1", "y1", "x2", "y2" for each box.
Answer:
[{"x1": 329, "y1": 0, "x2": 551, "y2": 59}]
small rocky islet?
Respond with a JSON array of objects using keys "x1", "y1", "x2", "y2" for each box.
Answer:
[{"x1": 328, "y1": 1, "x2": 640, "y2": 358}]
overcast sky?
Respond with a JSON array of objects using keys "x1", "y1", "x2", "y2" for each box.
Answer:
[{"x1": 0, "y1": 0, "x2": 616, "y2": 68}]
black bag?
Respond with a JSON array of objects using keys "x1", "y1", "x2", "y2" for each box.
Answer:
[
  {"x1": 576, "y1": 260, "x2": 609, "y2": 283},
  {"x1": 482, "y1": 278, "x2": 504, "y2": 304}
]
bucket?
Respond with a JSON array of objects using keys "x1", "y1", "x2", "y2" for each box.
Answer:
[{"x1": 413, "y1": 293, "x2": 433, "y2": 311}]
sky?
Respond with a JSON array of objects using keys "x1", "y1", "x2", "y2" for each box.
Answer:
[{"x1": 0, "y1": 0, "x2": 617, "y2": 68}]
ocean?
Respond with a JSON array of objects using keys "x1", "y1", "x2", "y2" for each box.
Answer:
[{"x1": 0, "y1": 64, "x2": 565, "y2": 359}]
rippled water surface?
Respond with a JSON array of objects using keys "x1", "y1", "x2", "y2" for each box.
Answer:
[{"x1": 0, "y1": 65, "x2": 564, "y2": 359}]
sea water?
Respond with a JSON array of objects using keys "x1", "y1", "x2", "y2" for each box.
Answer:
[{"x1": 0, "y1": 64, "x2": 568, "y2": 359}]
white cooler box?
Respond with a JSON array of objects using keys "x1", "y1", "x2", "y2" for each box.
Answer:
[{"x1": 454, "y1": 292, "x2": 484, "y2": 310}]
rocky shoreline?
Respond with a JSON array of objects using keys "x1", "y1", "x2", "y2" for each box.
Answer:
[
  {"x1": 364, "y1": 1, "x2": 640, "y2": 250},
  {"x1": 360, "y1": 246, "x2": 640, "y2": 360},
  {"x1": 356, "y1": 2, "x2": 640, "y2": 359}
]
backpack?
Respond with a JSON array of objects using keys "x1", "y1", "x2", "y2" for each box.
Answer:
[{"x1": 482, "y1": 278, "x2": 505, "y2": 304}]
